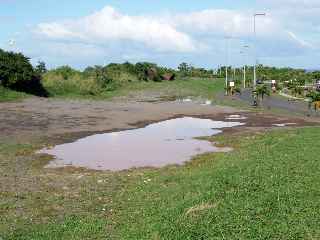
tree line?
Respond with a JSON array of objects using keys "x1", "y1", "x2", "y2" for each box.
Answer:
[
  {"x1": 218, "y1": 65, "x2": 320, "y2": 85},
  {"x1": 1, "y1": 48, "x2": 319, "y2": 98}
]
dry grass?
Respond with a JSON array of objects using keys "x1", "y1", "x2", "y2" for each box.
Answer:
[{"x1": 186, "y1": 202, "x2": 219, "y2": 215}]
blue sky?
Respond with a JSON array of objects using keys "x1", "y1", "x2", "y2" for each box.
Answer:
[{"x1": 1, "y1": 0, "x2": 319, "y2": 69}]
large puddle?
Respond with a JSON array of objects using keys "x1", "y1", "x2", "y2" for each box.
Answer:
[{"x1": 40, "y1": 117, "x2": 244, "y2": 171}]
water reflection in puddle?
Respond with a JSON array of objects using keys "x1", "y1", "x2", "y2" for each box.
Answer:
[
  {"x1": 272, "y1": 123, "x2": 297, "y2": 127},
  {"x1": 225, "y1": 115, "x2": 248, "y2": 120},
  {"x1": 40, "y1": 117, "x2": 244, "y2": 171},
  {"x1": 178, "y1": 98, "x2": 212, "y2": 106}
]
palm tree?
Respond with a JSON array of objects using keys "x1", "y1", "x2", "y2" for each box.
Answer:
[
  {"x1": 289, "y1": 81, "x2": 303, "y2": 97},
  {"x1": 306, "y1": 91, "x2": 320, "y2": 112},
  {"x1": 252, "y1": 84, "x2": 270, "y2": 107},
  {"x1": 256, "y1": 84, "x2": 270, "y2": 104}
]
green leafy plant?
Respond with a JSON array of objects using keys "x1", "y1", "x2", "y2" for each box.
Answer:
[
  {"x1": 0, "y1": 49, "x2": 47, "y2": 96},
  {"x1": 306, "y1": 91, "x2": 320, "y2": 111}
]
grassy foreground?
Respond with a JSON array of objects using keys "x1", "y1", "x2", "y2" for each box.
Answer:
[
  {"x1": 0, "y1": 86, "x2": 28, "y2": 102},
  {"x1": 1, "y1": 127, "x2": 320, "y2": 239}
]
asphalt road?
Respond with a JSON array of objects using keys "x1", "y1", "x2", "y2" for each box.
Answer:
[{"x1": 238, "y1": 89, "x2": 311, "y2": 116}]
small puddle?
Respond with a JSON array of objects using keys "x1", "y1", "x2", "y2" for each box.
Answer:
[
  {"x1": 40, "y1": 117, "x2": 244, "y2": 171},
  {"x1": 178, "y1": 98, "x2": 212, "y2": 106},
  {"x1": 272, "y1": 123, "x2": 297, "y2": 127},
  {"x1": 225, "y1": 115, "x2": 248, "y2": 120}
]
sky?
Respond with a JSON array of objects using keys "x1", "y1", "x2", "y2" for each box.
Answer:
[{"x1": 1, "y1": 0, "x2": 320, "y2": 70}]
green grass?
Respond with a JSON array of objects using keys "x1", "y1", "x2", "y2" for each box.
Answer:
[
  {"x1": 110, "y1": 77, "x2": 225, "y2": 99},
  {"x1": 5, "y1": 216, "x2": 108, "y2": 240},
  {"x1": 43, "y1": 77, "x2": 225, "y2": 101},
  {"x1": 2, "y1": 127, "x2": 320, "y2": 239},
  {"x1": 0, "y1": 86, "x2": 28, "y2": 102},
  {"x1": 0, "y1": 77, "x2": 226, "y2": 103},
  {"x1": 109, "y1": 128, "x2": 320, "y2": 239}
]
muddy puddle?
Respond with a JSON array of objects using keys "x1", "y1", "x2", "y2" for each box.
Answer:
[
  {"x1": 272, "y1": 123, "x2": 297, "y2": 127},
  {"x1": 39, "y1": 117, "x2": 244, "y2": 171},
  {"x1": 225, "y1": 115, "x2": 248, "y2": 120}
]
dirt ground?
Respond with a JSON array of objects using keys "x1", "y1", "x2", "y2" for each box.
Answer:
[{"x1": 1, "y1": 97, "x2": 318, "y2": 142}]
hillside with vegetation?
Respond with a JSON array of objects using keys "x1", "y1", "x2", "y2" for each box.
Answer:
[{"x1": 1, "y1": 48, "x2": 320, "y2": 102}]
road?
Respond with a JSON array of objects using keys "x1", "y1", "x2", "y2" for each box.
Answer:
[{"x1": 238, "y1": 89, "x2": 311, "y2": 116}]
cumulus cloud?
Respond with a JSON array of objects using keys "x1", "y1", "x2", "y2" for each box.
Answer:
[
  {"x1": 36, "y1": 6, "x2": 197, "y2": 53},
  {"x1": 169, "y1": 8, "x2": 313, "y2": 56},
  {"x1": 33, "y1": 5, "x2": 318, "y2": 68},
  {"x1": 171, "y1": 9, "x2": 278, "y2": 38},
  {"x1": 37, "y1": 6, "x2": 312, "y2": 54}
]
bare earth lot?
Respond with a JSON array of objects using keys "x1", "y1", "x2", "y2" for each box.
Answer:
[{"x1": 1, "y1": 97, "x2": 317, "y2": 141}]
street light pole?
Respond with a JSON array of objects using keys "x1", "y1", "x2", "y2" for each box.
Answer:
[
  {"x1": 253, "y1": 13, "x2": 266, "y2": 90},
  {"x1": 240, "y1": 51, "x2": 245, "y2": 88},
  {"x1": 242, "y1": 45, "x2": 249, "y2": 88},
  {"x1": 233, "y1": 67, "x2": 236, "y2": 82},
  {"x1": 225, "y1": 37, "x2": 230, "y2": 95}
]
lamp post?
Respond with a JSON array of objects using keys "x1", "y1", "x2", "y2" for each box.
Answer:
[
  {"x1": 225, "y1": 37, "x2": 230, "y2": 95},
  {"x1": 242, "y1": 45, "x2": 249, "y2": 88},
  {"x1": 240, "y1": 51, "x2": 245, "y2": 88},
  {"x1": 253, "y1": 13, "x2": 266, "y2": 90}
]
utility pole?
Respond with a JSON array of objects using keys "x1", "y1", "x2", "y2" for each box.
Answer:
[
  {"x1": 225, "y1": 37, "x2": 230, "y2": 95},
  {"x1": 242, "y1": 45, "x2": 249, "y2": 88},
  {"x1": 253, "y1": 13, "x2": 266, "y2": 90},
  {"x1": 240, "y1": 51, "x2": 245, "y2": 88}
]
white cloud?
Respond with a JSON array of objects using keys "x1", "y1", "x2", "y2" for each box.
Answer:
[
  {"x1": 36, "y1": 6, "x2": 197, "y2": 53},
  {"x1": 33, "y1": 5, "x2": 318, "y2": 69},
  {"x1": 171, "y1": 9, "x2": 279, "y2": 38},
  {"x1": 169, "y1": 8, "x2": 313, "y2": 56},
  {"x1": 37, "y1": 22, "x2": 82, "y2": 39},
  {"x1": 36, "y1": 6, "x2": 312, "y2": 54}
]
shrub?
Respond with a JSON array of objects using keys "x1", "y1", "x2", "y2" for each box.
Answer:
[
  {"x1": 43, "y1": 62, "x2": 178, "y2": 97},
  {"x1": 51, "y1": 65, "x2": 79, "y2": 80},
  {"x1": 0, "y1": 49, "x2": 47, "y2": 96}
]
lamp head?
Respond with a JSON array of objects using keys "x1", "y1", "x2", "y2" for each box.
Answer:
[{"x1": 255, "y1": 13, "x2": 266, "y2": 16}]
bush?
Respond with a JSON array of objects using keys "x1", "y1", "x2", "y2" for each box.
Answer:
[
  {"x1": 43, "y1": 65, "x2": 120, "y2": 97},
  {"x1": 41, "y1": 62, "x2": 180, "y2": 97},
  {"x1": 51, "y1": 65, "x2": 79, "y2": 80},
  {"x1": 0, "y1": 49, "x2": 47, "y2": 96}
]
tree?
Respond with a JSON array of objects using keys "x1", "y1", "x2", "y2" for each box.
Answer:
[
  {"x1": 53, "y1": 65, "x2": 78, "y2": 80},
  {"x1": 178, "y1": 62, "x2": 190, "y2": 77},
  {"x1": 253, "y1": 84, "x2": 270, "y2": 106},
  {"x1": 134, "y1": 62, "x2": 159, "y2": 81},
  {"x1": 256, "y1": 84, "x2": 270, "y2": 100},
  {"x1": 35, "y1": 61, "x2": 47, "y2": 75},
  {"x1": 0, "y1": 49, "x2": 47, "y2": 96},
  {"x1": 306, "y1": 91, "x2": 320, "y2": 111}
]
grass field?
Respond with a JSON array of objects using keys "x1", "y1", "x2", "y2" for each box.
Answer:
[
  {"x1": 44, "y1": 77, "x2": 225, "y2": 101},
  {"x1": 2, "y1": 127, "x2": 320, "y2": 239},
  {"x1": 0, "y1": 77, "x2": 225, "y2": 102},
  {"x1": 0, "y1": 86, "x2": 28, "y2": 102}
]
